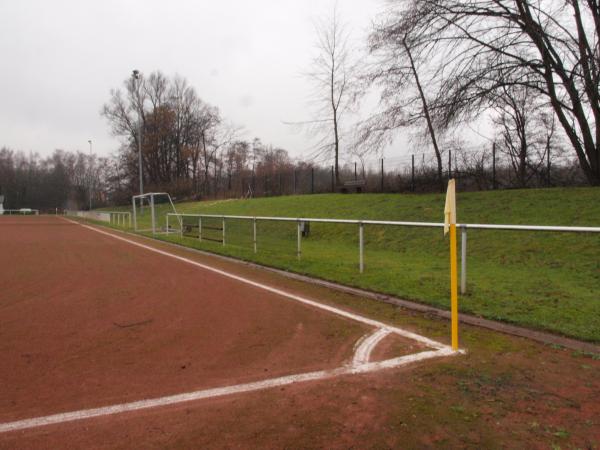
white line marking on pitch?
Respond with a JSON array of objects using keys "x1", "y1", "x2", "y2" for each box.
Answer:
[
  {"x1": 66, "y1": 219, "x2": 449, "y2": 350},
  {"x1": 0, "y1": 218, "x2": 461, "y2": 434},
  {"x1": 353, "y1": 328, "x2": 392, "y2": 367},
  {"x1": 0, "y1": 347, "x2": 455, "y2": 433}
]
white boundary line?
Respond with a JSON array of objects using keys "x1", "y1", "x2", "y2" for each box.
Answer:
[
  {"x1": 64, "y1": 218, "x2": 448, "y2": 350},
  {"x1": 0, "y1": 346, "x2": 454, "y2": 433},
  {"x1": 0, "y1": 218, "x2": 460, "y2": 434},
  {"x1": 353, "y1": 328, "x2": 392, "y2": 366}
]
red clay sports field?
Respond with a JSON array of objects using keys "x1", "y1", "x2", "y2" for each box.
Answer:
[{"x1": 0, "y1": 215, "x2": 459, "y2": 447}]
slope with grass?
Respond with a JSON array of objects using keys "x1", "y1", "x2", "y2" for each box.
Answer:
[{"x1": 104, "y1": 188, "x2": 600, "y2": 342}]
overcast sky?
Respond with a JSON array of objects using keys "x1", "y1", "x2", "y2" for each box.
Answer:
[{"x1": 0, "y1": 0, "x2": 386, "y2": 160}]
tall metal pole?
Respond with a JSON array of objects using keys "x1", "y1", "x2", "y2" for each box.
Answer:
[
  {"x1": 461, "y1": 226, "x2": 467, "y2": 294},
  {"x1": 359, "y1": 222, "x2": 364, "y2": 273},
  {"x1": 88, "y1": 140, "x2": 93, "y2": 210},
  {"x1": 133, "y1": 70, "x2": 143, "y2": 197}
]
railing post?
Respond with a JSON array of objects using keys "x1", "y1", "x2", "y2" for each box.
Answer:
[
  {"x1": 199, "y1": 217, "x2": 202, "y2": 240},
  {"x1": 150, "y1": 195, "x2": 156, "y2": 235},
  {"x1": 222, "y1": 217, "x2": 226, "y2": 246},
  {"x1": 359, "y1": 222, "x2": 364, "y2": 273},
  {"x1": 297, "y1": 220, "x2": 302, "y2": 260},
  {"x1": 166, "y1": 214, "x2": 170, "y2": 234},
  {"x1": 179, "y1": 215, "x2": 183, "y2": 238},
  {"x1": 253, "y1": 218, "x2": 257, "y2": 253},
  {"x1": 461, "y1": 226, "x2": 467, "y2": 294},
  {"x1": 132, "y1": 197, "x2": 137, "y2": 231}
]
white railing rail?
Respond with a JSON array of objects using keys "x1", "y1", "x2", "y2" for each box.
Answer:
[
  {"x1": 105, "y1": 211, "x2": 132, "y2": 228},
  {"x1": 2, "y1": 209, "x2": 40, "y2": 215},
  {"x1": 166, "y1": 213, "x2": 600, "y2": 294}
]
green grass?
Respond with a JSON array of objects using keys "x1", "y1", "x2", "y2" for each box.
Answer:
[{"x1": 101, "y1": 187, "x2": 600, "y2": 342}]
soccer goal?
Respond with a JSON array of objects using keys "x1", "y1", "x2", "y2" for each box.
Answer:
[{"x1": 132, "y1": 192, "x2": 180, "y2": 234}]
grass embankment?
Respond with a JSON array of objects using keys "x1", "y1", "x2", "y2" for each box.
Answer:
[{"x1": 103, "y1": 188, "x2": 600, "y2": 342}]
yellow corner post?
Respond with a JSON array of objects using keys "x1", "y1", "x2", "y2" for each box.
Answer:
[{"x1": 444, "y1": 179, "x2": 459, "y2": 350}]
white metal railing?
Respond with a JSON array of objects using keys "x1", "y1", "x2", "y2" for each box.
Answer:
[
  {"x1": 106, "y1": 211, "x2": 131, "y2": 228},
  {"x1": 2, "y1": 209, "x2": 40, "y2": 215},
  {"x1": 166, "y1": 213, "x2": 600, "y2": 294},
  {"x1": 65, "y1": 210, "x2": 111, "y2": 222}
]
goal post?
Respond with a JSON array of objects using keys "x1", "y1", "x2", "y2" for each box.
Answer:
[{"x1": 132, "y1": 192, "x2": 180, "y2": 234}]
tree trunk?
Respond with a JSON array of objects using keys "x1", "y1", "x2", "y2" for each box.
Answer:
[{"x1": 403, "y1": 37, "x2": 444, "y2": 192}]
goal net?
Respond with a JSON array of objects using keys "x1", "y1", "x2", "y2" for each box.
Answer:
[{"x1": 132, "y1": 192, "x2": 180, "y2": 234}]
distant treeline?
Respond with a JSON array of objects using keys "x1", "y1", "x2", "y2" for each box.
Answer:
[{"x1": 0, "y1": 147, "x2": 111, "y2": 211}]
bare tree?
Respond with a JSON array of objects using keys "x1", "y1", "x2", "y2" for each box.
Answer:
[
  {"x1": 373, "y1": 0, "x2": 600, "y2": 185},
  {"x1": 360, "y1": 24, "x2": 446, "y2": 190},
  {"x1": 303, "y1": 4, "x2": 358, "y2": 184}
]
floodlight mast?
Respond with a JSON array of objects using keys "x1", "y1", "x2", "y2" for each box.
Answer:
[{"x1": 132, "y1": 69, "x2": 143, "y2": 198}]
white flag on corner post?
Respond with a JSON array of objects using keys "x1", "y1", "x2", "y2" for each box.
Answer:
[{"x1": 444, "y1": 179, "x2": 456, "y2": 235}]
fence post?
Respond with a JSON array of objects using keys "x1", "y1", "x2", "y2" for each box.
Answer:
[
  {"x1": 222, "y1": 217, "x2": 226, "y2": 246},
  {"x1": 199, "y1": 217, "x2": 202, "y2": 241},
  {"x1": 253, "y1": 217, "x2": 257, "y2": 253},
  {"x1": 297, "y1": 220, "x2": 302, "y2": 260},
  {"x1": 492, "y1": 142, "x2": 497, "y2": 189},
  {"x1": 331, "y1": 165, "x2": 334, "y2": 192},
  {"x1": 460, "y1": 226, "x2": 467, "y2": 294},
  {"x1": 547, "y1": 138, "x2": 551, "y2": 186},
  {"x1": 411, "y1": 154, "x2": 415, "y2": 192},
  {"x1": 311, "y1": 168, "x2": 314, "y2": 194},
  {"x1": 293, "y1": 169, "x2": 297, "y2": 194},
  {"x1": 150, "y1": 195, "x2": 156, "y2": 235},
  {"x1": 380, "y1": 158, "x2": 384, "y2": 192},
  {"x1": 359, "y1": 222, "x2": 364, "y2": 273},
  {"x1": 132, "y1": 197, "x2": 137, "y2": 231}
]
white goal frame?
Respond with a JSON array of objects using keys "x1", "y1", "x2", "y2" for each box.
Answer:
[{"x1": 132, "y1": 192, "x2": 180, "y2": 234}]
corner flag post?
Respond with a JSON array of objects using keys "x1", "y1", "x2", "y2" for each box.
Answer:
[{"x1": 444, "y1": 179, "x2": 459, "y2": 350}]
